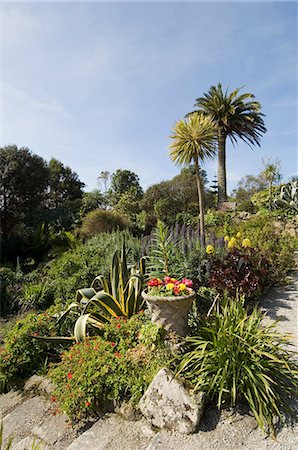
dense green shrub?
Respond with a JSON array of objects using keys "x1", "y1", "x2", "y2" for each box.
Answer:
[
  {"x1": 179, "y1": 299, "x2": 298, "y2": 435},
  {"x1": 80, "y1": 209, "x2": 128, "y2": 238},
  {"x1": 0, "y1": 268, "x2": 23, "y2": 317},
  {"x1": 238, "y1": 216, "x2": 297, "y2": 282},
  {"x1": 49, "y1": 315, "x2": 170, "y2": 421},
  {"x1": 23, "y1": 231, "x2": 142, "y2": 311},
  {"x1": 0, "y1": 313, "x2": 59, "y2": 392}
]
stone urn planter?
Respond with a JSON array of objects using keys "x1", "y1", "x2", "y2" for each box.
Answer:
[{"x1": 142, "y1": 289, "x2": 196, "y2": 336}]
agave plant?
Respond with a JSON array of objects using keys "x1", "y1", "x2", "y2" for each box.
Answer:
[
  {"x1": 273, "y1": 180, "x2": 298, "y2": 212},
  {"x1": 34, "y1": 244, "x2": 146, "y2": 342}
]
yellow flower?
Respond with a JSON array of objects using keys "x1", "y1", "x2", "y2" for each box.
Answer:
[
  {"x1": 206, "y1": 244, "x2": 215, "y2": 255},
  {"x1": 242, "y1": 238, "x2": 252, "y2": 248},
  {"x1": 224, "y1": 235, "x2": 230, "y2": 242},
  {"x1": 228, "y1": 237, "x2": 237, "y2": 249},
  {"x1": 236, "y1": 232, "x2": 241, "y2": 238},
  {"x1": 170, "y1": 278, "x2": 177, "y2": 283},
  {"x1": 166, "y1": 283, "x2": 175, "y2": 290},
  {"x1": 178, "y1": 283, "x2": 187, "y2": 292}
]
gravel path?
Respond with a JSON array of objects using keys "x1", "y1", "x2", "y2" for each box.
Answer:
[{"x1": 261, "y1": 257, "x2": 298, "y2": 351}]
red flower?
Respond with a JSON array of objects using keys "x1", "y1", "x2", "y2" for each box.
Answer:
[
  {"x1": 148, "y1": 278, "x2": 163, "y2": 287},
  {"x1": 164, "y1": 276, "x2": 171, "y2": 283},
  {"x1": 114, "y1": 351, "x2": 121, "y2": 358},
  {"x1": 33, "y1": 332, "x2": 38, "y2": 336},
  {"x1": 117, "y1": 324, "x2": 121, "y2": 329},
  {"x1": 85, "y1": 401, "x2": 91, "y2": 407},
  {"x1": 51, "y1": 396, "x2": 56, "y2": 403},
  {"x1": 67, "y1": 373, "x2": 73, "y2": 380},
  {"x1": 111, "y1": 342, "x2": 115, "y2": 347},
  {"x1": 182, "y1": 278, "x2": 193, "y2": 288},
  {"x1": 173, "y1": 286, "x2": 180, "y2": 296}
]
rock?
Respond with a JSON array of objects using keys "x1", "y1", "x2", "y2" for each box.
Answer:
[
  {"x1": 66, "y1": 415, "x2": 151, "y2": 450},
  {"x1": 0, "y1": 391, "x2": 24, "y2": 418},
  {"x1": 2, "y1": 396, "x2": 49, "y2": 448},
  {"x1": 23, "y1": 375, "x2": 55, "y2": 397},
  {"x1": 11, "y1": 436, "x2": 49, "y2": 450},
  {"x1": 139, "y1": 368, "x2": 205, "y2": 434},
  {"x1": 115, "y1": 402, "x2": 141, "y2": 421},
  {"x1": 32, "y1": 411, "x2": 72, "y2": 445}
]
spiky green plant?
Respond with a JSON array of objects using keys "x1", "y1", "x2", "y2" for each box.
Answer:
[
  {"x1": 273, "y1": 180, "x2": 298, "y2": 212},
  {"x1": 35, "y1": 244, "x2": 145, "y2": 342},
  {"x1": 178, "y1": 298, "x2": 298, "y2": 435}
]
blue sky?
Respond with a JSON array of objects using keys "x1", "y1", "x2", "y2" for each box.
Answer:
[{"x1": 1, "y1": 1, "x2": 297, "y2": 193}]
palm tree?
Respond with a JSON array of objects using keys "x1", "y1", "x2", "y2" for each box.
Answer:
[
  {"x1": 169, "y1": 113, "x2": 216, "y2": 246},
  {"x1": 262, "y1": 158, "x2": 281, "y2": 210},
  {"x1": 189, "y1": 83, "x2": 267, "y2": 203}
]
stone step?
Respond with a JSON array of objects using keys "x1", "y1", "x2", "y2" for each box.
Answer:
[{"x1": 66, "y1": 414, "x2": 153, "y2": 450}]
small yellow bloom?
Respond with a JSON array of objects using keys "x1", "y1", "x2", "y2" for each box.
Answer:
[
  {"x1": 178, "y1": 283, "x2": 186, "y2": 292},
  {"x1": 170, "y1": 278, "x2": 177, "y2": 283},
  {"x1": 224, "y1": 235, "x2": 230, "y2": 242},
  {"x1": 206, "y1": 244, "x2": 215, "y2": 255},
  {"x1": 228, "y1": 237, "x2": 237, "y2": 249},
  {"x1": 242, "y1": 238, "x2": 252, "y2": 248},
  {"x1": 236, "y1": 232, "x2": 241, "y2": 238},
  {"x1": 166, "y1": 283, "x2": 175, "y2": 290}
]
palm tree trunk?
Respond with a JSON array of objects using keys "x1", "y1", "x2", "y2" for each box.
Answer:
[
  {"x1": 217, "y1": 130, "x2": 227, "y2": 203},
  {"x1": 194, "y1": 155, "x2": 205, "y2": 247}
]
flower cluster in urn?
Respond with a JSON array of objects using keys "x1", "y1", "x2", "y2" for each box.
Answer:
[{"x1": 147, "y1": 276, "x2": 193, "y2": 297}]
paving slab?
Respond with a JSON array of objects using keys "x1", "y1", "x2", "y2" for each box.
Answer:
[
  {"x1": 66, "y1": 414, "x2": 152, "y2": 450},
  {"x1": 32, "y1": 411, "x2": 72, "y2": 446},
  {"x1": 0, "y1": 390, "x2": 24, "y2": 418},
  {"x1": 2, "y1": 396, "x2": 49, "y2": 447}
]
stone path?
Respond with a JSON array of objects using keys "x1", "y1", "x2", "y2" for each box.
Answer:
[{"x1": 0, "y1": 266, "x2": 297, "y2": 450}]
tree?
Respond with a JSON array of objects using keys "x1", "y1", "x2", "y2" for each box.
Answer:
[
  {"x1": 261, "y1": 158, "x2": 281, "y2": 210},
  {"x1": 47, "y1": 158, "x2": 85, "y2": 208},
  {"x1": 231, "y1": 173, "x2": 268, "y2": 209},
  {"x1": 169, "y1": 113, "x2": 216, "y2": 245},
  {"x1": 0, "y1": 146, "x2": 49, "y2": 244},
  {"x1": 80, "y1": 190, "x2": 105, "y2": 217},
  {"x1": 189, "y1": 83, "x2": 267, "y2": 203},
  {"x1": 108, "y1": 169, "x2": 143, "y2": 206}
]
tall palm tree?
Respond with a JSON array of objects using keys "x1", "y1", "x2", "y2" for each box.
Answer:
[
  {"x1": 189, "y1": 83, "x2": 267, "y2": 203},
  {"x1": 169, "y1": 113, "x2": 216, "y2": 246}
]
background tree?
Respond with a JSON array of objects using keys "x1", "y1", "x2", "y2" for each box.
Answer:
[
  {"x1": 108, "y1": 169, "x2": 143, "y2": 206},
  {"x1": 0, "y1": 146, "x2": 49, "y2": 257},
  {"x1": 47, "y1": 158, "x2": 85, "y2": 208},
  {"x1": 169, "y1": 113, "x2": 216, "y2": 245},
  {"x1": 80, "y1": 190, "x2": 105, "y2": 218},
  {"x1": 261, "y1": 158, "x2": 281, "y2": 210},
  {"x1": 189, "y1": 83, "x2": 266, "y2": 203}
]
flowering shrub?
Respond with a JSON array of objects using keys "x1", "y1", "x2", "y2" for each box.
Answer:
[
  {"x1": 0, "y1": 313, "x2": 58, "y2": 393},
  {"x1": 146, "y1": 276, "x2": 193, "y2": 297},
  {"x1": 49, "y1": 314, "x2": 170, "y2": 420},
  {"x1": 208, "y1": 247, "x2": 271, "y2": 302}
]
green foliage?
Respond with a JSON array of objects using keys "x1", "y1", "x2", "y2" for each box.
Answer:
[
  {"x1": 273, "y1": 180, "x2": 298, "y2": 212},
  {"x1": 80, "y1": 190, "x2": 105, "y2": 217},
  {"x1": 238, "y1": 216, "x2": 297, "y2": 282},
  {"x1": 80, "y1": 209, "x2": 128, "y2": 238},
  {"x1": 21, "y1": 280, "x2": 54, "y2": 311},
  {"x1": 25, "y1": 231, "x2": 141, "y2": 311},
  {"x1": 178, "y1": 299, "x2": 298, "y2": 435},
  {"x1": 108, "y1": 169, "x2": 143, "y2": 206},
  {"x1": 0, "y1": 268, "x2": 23, "y2": 317},
  {"x1": 0, "y1": 313, "x2": 58, "y2": 393},
  {"x1": 47, "y1": 244, "x2": 145, "y2": 342},
  {"x1": 49, "y1": 315, "x2": 170, "y2": 421},
  {"x1": 138, "y1": 322, "x2": 166, "y2": 348},
  {"x1": 148, "y1": 221, "x2": 174, "y2": 277}
]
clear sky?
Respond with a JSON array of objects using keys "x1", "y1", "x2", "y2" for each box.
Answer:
[{"x1": 1, "y1": 1, "x2": 297, "y2": 193}]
